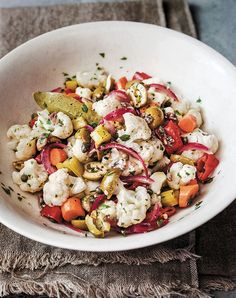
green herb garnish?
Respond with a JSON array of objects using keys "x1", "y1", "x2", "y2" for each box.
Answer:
[
  {"x1": 121, "y1": 57, "x2": 127, "y2": 60},
  {"x1": 196, "y1": 97, "x2": 202, "y2": 103},
  {"x1": 82, "y1": 104, "x2": 88, "y2": 113},
  {"x1": 99, "y1": 53, "x2": 105, "y2": 58},
  {"x1": 120, "y1": 134, "x2": 130, "y2": 141}
]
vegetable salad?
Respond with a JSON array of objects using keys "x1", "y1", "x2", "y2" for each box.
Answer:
[{"x1": 7, "y1": 69, "x2": 219, "y2": 237}]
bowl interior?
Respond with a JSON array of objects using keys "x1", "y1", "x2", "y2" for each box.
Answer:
[{"x1": 0, "y1": 21, "x2": 236, "y2": 251}]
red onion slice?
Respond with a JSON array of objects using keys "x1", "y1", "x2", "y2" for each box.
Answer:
[{"x1": 178, "y1": 142, "x2": 209, "y2": 153}]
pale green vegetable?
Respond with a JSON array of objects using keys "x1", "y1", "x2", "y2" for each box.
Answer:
[
  {"x1": 100, "y1": 169, "x2": 121, "y2": 199},
  {"x1": 33, "y1": 91, "x2": 101, "y2": 124}
]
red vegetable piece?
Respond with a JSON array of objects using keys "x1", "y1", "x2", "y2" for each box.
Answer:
[
  {"x1": 100, "y1": 108, "x2": 136, "y2": 124},
  {"x1": 90, "y1": 194, "x2": 106, "y2": 214},
  {"x1": 121, "y1": 175, "x2": 154, "y2": 185},
  {"x1": 115, "y1": 76, "x2": 128, "y2": 90},
  {"x1": 160, "y1": 207, "x2": 176, "y2": 217},
  {"x1": 156, "y1": 120, "x2": 183, "y2": 155},
  {"x1": 196, "y1": 153, "x2": 219, "y2": 181},
  {"x1": 108, "y1": 90, "x2": 130, "y2": 103},
  {"x1": 149, "y1": 84, "x2": 178, "y2": 101},
  {"x1": 178, "y1": 142, "x2": 209, "y2": 153},
  {"x1": 51, "y1": 87, "x2": 63, "y2": 93},
  {"x1": 41, "y1": 205, "x2": 63, "y2": 223},
  {"x1": 145, "y1": 203, "x2": 160, "y2": 223},
  {"x1": 132, "y1": 72, "x2": 152, "y2": 80}
]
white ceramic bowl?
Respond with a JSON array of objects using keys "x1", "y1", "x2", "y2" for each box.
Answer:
[{"x1": 0, "y1": 21, "x2": 236, "y2": 251}]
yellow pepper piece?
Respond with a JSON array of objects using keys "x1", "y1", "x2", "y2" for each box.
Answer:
[
  {"x1": 90, "y1": 125, "x2": 111, "y2": 148},
  {"x1": 75, "y1": 127, "x2": 91, "y2": 143},
  {"x1": 161, "y1": 189, "x2": 179, "y2": 207},
  {"x1": 56, "y1": 156, "x2": 84, "y2": 177},
  {"x1": 170, "y1": 154, "x2": 195, "y2": 166},
  {"x1": 71, "y1": 219, "x2": 88, "y2": 231},
  {"x1": 65, "y1": 80, "x2": 78, "y2": 91},
  {"x1": 72, "y1": 116, "x2": 88, "y2": 130}
]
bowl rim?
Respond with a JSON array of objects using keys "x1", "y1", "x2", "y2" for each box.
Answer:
[{"x1": 0, "y1": 21, "x2": 236, "y2": 251}]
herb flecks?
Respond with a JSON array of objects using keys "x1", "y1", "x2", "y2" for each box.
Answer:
[
  {"x1": 121, "y1": 57, "x2": 127, "y2": 61},
  {"x1": 196, "y1": 97, "x2": 202, "y2": 103},
  {"x1": 120, "y1": 134, "x2": 130, "y2": 141},
  {"x1": 99, "y1": 53, "x2": 105, "y2": 58},
  {"x1": 82, "y1": 104, "x2": 88, "y2": 113}
]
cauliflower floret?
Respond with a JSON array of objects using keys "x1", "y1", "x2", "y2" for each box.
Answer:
[
  {"x1": 167, "y1": 162, "x2": 197, "y2": 190},
  {"x1": 142, "y1": 77, "x2": 161, "y2": 85},
  {"x1": 34, "y1": 110, "x2": 73, "y2": 139},
  {"x1": 52, "y1": 112, "x2": 73, "y2": 139},
  {"x1": 85, "y1": 180, "x2": 100, "y2": 195},
  {"x1": 43, "y1": 169, "x2": 86, "y2": 206},
  {"x1": 122, "y1": 157, "x2": 143, "y2": 176},
  {"x1": 75, "y1": 86, "x2": 92, "y2": 99},
  {"x1": 15, "y1": 138, "x2": 36, "y2": 160},
  {"x1": 12, "y1": 159, "x2": 48, "y2": 193},
  {"x1": 147, "y1": 87, "x2": 167, "y2": 106},
  {"x1": 7, "y1": 124, "x2": 37, "y2": 160},
  {"x1": 171, "y1": 100, "x2": 190, "y2": 116},
  {"x1": 150, "y1": 172, "x2": 166, "y2": 195},
  {"x1": 102, "y1": 148, "x2": 128, "y2": 171},
  {"x1": 151, "y1": 193, "x2": 162, "y2": 206},
  {"x1": 98, "y1": 200, "x2": 117, "y2": 219},
  {"x1": 72, "y1": 138, "x2": 88, "y2": 162},
  {"x1": 76, "y1": 70, "x2": 107, "y2": 88},
  {"x1": 118, "y1": 113, "x2": 151, "y2": 142},
  {"x1": 116, "y1": 185, "x2": 151, "y2": 228},
  {"x1": 92, "y1": 95, "x2": 121, "y2": 117},
  {"x1": 181, "y1": 128, "x2": 218, "y2": 161}
]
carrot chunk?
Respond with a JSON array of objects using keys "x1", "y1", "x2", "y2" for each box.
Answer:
[
  {"x1": 178, "y1": 114, "x2": 197, "y2": 133},
  {"x1": 50, "y1": 148, "x2": 67, "y2": 166},
  {"x1": 179, "y1": 184, "x2": 199, "y2": 208},
  {"x1": 61, "y1": 197, "x2": 85, "y2": 221}
]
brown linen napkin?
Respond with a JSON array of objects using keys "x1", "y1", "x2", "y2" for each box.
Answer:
[{"x1": 0, "y1": 1, "x2": 206, "y2": 297}]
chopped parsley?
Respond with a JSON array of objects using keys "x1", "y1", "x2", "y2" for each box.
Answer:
[
  {"x1": 196, "y1": 97, "x2": 202, "y2": 103},
  {"x1": 119, "y1": 134, "x2": 130, "y2": 141},
  {"x1": 62, "y1": 72, "x2": 69, "y2": 76},
  {"x1": 99, "y1": 53, "x2": 105, "y2": 58},
  {"x1": 121, "y1": 56, "x2": 127, "y2": 60},
  {"x1": 82, "y1": 104, "x2": 88, "y2": 113},
  {"x1": 174, "y1": 110, "x2": 181, "y2": 116},
  {"x1": 100, "y1": 204, "x2": 110, "y2": 209},
  {"x1": 90, "y1": 122, "x2": 98, "y2": 128},
  {"x1": 58, "y1": 119, "x2": 64, "y2": 126}
]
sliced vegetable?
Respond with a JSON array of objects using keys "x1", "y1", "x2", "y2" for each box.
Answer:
[
  {"x1": 85, "y1": 212, "x2": 104, "y2": 237},
  {"x1": 128, "y1": 82, "x2": 147, "y2": 108},
  {"x1": 100, "y1": 107, "x2": 136, "y2": 124},
  {"x1": 178, "y1": 114, "x2": 197, "y2": 132},
  {"x1": 115, "y1": 76, "x2": 128, "y2": 89},
  {"x1": 170, "y1": 154, "x2": 195, "y2": 166},
  {"x1": 71, "y1": 219, "x2": 88, "y2": 231},
  {"x1": 125, "y1": 79, "x2": 140, "y2": 90},
  {"x1": 72, "y1": 116, "x2": 88, "y2": 130},
  {"x1": 161, "y1": 189, "x2": 179, "y2": 207},
  {"x1": 51, "y1": 87, "x2": 63, "y2": 93},
  {"x1": 149, "y1": 84, "x2": 178, "y2": 101},
  {"x1": 83, "y1": 162, "x2": 107, "y2": 181},
  {"x1": 50, "y1": 148, "x2": 67, "y2": 166},
  {"x1": 178, "y1": 142, "x2": 209, "y2": 153},
  {"x1": 196, "y1": 153, "x2": 219, "y2": 182},
  {"x1": 100, "y1": 169, "x2": 121, "y2": 199},
  {"x1": 104, "y1": 75, "x2": 115, "y2": 93},
  {"x1": 61, "y1": 197, "x2": 85, "y2": 221},
  {"x1": 156, "y1": 120, "x2": 183, "y2": 155},
  {"x1": 75, "y1": 127, "x2": 91, "y2": 143},
  {"x1": 82, "y1": 194, "x2": 94, "y2": 212},
  {"x1": 90, "y1": 194, "x2": 106, "y2": 213},
  {"x1": 65, "y1": 80, "x2": 77, "y2": 91},
  {"x1": 143, "y1": 106, "x2": 164, "y2": 129},
  {"x1": 56, "y1": 156, "x2": 84, "y2": 177},
  {"x1": 41, "y1": 142, "x2": 67, "y2": 174},
  {"x1": 92, "y1": 85, "x2": 106, "y2": 100},
  {"x1": 108, "y1": 90, "x2": 130, "y2": 103},
  {"x1": 33, "y1": 91, "x2": 101, "y2": 124},
  {"x1": 179, "y1": 184, "x2": 199, "y2": 208},
  {"x1": 40, "y1": 205, "x2": 63, "y2": 223},
  {"x1": 90, "y1": 124, "x2": 111, "y2": 148},
  {"x1": 145, "y1": 203, "x2": 160, "y2": 222},
  {"x1": 121, "y1": 175, "x2": 154, "y2": 185},
  {"x1": 160, "y1": 207, "x2": 176, "y2": 217},
  {"x1": 132, "y1": 72, "x2": 152, "y2": 80},
  {"x1": 99, "y1": 142, "x2": 149, "y2": 177}
]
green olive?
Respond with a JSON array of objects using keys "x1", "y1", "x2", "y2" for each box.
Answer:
[
  {"x1": 83, "y1": 162, "x2": 107, "y2": 181},
  {"x1": 144, "y1": 106, "x2": 164, "y2": 129},
  {"x1": 100, "y1": 169, "x2": 121, "y2": 199},
  {"x1": 75, "y1": 127, "x2": 91, "y2": 143}
]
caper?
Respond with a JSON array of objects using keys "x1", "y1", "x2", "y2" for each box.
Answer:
[
  {"x1": 144, "y1": 106, "x2": 164, "y2": 129},
  {"x1": 21, "y1": 174, "x2": 28, "y2": 182},
  {"x1": 147, "y1": 188, "x2": 154, "y2": 195},
  {"x1": 81, "y1": 142, "x2": 90, "y2": 153}
]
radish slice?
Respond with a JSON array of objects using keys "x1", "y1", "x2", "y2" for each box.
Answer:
[
  {"x1": 121, "y1": 175, "x2": 154, "y2": 185},
  {"x1": 149, "y1": 84, "x2": 179, "y2": 101},
  {"x1": 99, "y1": 142, "x2": 149, "y2": 177},
  {"x1": 41, "y1": 142, "x2": 67, "y2": 174},
  {"x1": 132, "y1": 72, "x2": 152, "y2": 80},
  {"x1": 90, "y1": 194, "x2": 106, "y2": 213},
  {"x1": 108, "y1": 90, "x2": 130, "y2": 103},
  {"x1": 178, "y1": 142, "x2": 209, "y2": 153},
  {"x1": 100, "y1": 107, "x2": 136, "y2": 124}
]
